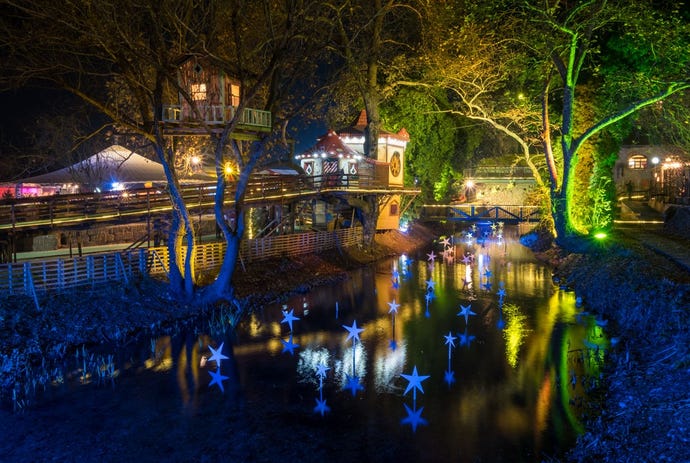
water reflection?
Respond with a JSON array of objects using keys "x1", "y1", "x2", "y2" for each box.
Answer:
[{"x1": 5, "y1": 224, "x2": 610, "y2": 462}]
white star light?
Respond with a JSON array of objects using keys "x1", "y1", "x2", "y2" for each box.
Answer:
[
  {"x1": 342, "y1": 320, "x2": 364, "y2": 343},
  {"x1": 208, "y1": 342, "x2": 229, "y2": 368},
  {"x1": 387, "y1": 299, "x2": 400, "y2": 314},
  {"x1": 315, "y1": 362, "x2": 330, "y2": 379}
]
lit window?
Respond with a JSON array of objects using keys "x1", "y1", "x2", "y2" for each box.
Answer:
[
  {"x1": 628, "y1": 154, "x2": 647, "y2": 170},
  {"x1": 230, "y1": 84, "x2": 240, "y2": 106},
  {"x1": 390, "y1": 202, "x2": 399, "y2": 216},
  {"x1": 191, "y1": 83, "x2": 207, "y2": 101}
]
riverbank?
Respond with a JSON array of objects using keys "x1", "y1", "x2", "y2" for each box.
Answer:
[{"x1": 535, "y1": 229, "x2": 690, "y2": 462}]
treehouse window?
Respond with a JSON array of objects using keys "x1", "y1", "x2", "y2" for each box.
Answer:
[
  {"x1": 389, "y1": 202, "x2": 399, "y2": 216},
  {"x1": 628, "y1": 155, "x2": 647, "y2": 170},
  {"x1": 191, "y1": 83, "x2": 207, "y2": 101},
  {"x1": 229, "y1": 84, "x2": 240, "y2": 107}
]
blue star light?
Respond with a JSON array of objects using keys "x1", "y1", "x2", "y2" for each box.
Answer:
[
  {"x1": 343, "y1": 320, "x2": 364, "y2": 344},
  {"x1": 458, "y1": 329, "x2": 476, "y2": 348},
  {"x1": 457, "y1": 304, "x2": 477, "y2": 325},
  {"x1": 389, "y1": 339, "x2": 397, "y2": 350},
  {"x1": 281, "y1": 334, "x2": 300, "y2": 355},
  {"x1": 208, "y1": 368, "x2": 229, "y2": 393},
  {"x1": 401, "y1": 404, "x2": 428, "y2": 432},
  {"x1": 208, "y1": 342, "x2": 229, "y2": 368},
  {"x1": 344, "y1": 374, "x2": 364, "y2": 396},
  {"x1": 281, "y1": 308, "x2": 300, "y2": 332},
  {"x1": 401, "y1": 366, "x2": 430, "y2": 401},
  {"x1": 444, "y1": 332, "x2": 457, "y2": 348},
  {"x1": 314, "y1": 398, "x2": 331, "y2": 416},
  {"x1": 425, "y1": 278, "x2": 436, "y2": 291},
  {"x1": 444, "y1": 369, "x2": 456, "y2": 386}
]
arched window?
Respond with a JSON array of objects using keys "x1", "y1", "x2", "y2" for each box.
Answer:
[{"x1": 628, "y1": 154, "x2": 648, "y2": 170}]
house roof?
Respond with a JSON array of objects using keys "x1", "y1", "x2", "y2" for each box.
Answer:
[{"x1": 299, "y1": 130, "x2": 361, "y2": 159}]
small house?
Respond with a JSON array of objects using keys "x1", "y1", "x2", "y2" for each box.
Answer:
[{"x1": 161, "y1": 56, "x2": 271, "y2": 134}]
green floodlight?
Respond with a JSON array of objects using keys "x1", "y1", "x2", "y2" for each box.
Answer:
[{"x1": 593, "y1": 231, "x2": 608, "y2": 240}]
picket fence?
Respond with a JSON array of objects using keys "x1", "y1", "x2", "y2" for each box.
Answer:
[{"x1": 0, "y1": 227, "x2": 362, "y2": 299}]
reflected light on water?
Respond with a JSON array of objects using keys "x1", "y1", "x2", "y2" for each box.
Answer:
[{"x1": 502, "y1": 303, "x2": 530, "y2": 368}]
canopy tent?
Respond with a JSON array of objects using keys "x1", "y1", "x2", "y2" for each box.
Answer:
[{"x1": 10, "y1": 145, "x2": 214, "y2": 195}]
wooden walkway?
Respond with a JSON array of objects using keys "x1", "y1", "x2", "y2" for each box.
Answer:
[{"x1": 0, "y1": 174, "x2": 419, "y2": 232}]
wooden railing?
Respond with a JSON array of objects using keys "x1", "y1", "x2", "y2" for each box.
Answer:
[
  {"x1": 162, "y1": 104, "x2": 272, "y2": 130},
  {"x1": 421, "y1": 204, "x2": 541, "y2": 223},
  {"x1": 0, "y1": 227, "x2": 363, "y2": 298},
  {"x1": 0, "y1": 174, "x2": 414, "y2": 232}
]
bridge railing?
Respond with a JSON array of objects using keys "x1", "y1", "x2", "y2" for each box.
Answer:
[
  {"x1": 0, "y1": 227, "x2": 363, "y2": 299},
  {"x1": 0, "y1": 172, "x2": 406, "y2": 232},
  {"x1": 421, "y1": 204, "x2": 541, "y2": 223}
]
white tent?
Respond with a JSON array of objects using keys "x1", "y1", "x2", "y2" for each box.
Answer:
[
  {"x1": 17, "y1": 145, "x2": 169, "y2": 191},
  {"x1": 13, "y1": 145, "x2": 215, "y2": 195}
]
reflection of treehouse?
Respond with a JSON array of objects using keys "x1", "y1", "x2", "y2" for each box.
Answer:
[{"x1": 161, "y1": 57, "x2": 271, "y2": 137}]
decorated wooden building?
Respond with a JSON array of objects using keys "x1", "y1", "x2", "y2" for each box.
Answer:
[{"x1": 295, "y1": 111, "x2": 411, "y2": 230}]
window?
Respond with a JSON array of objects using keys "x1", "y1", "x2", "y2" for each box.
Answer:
[
  {"x1": 230, "y1": 84, "x2": 241, "y2": 107},
  {"x1": 191, "y1": 83, "x2": 207, "y2": 101},
  {"x1": 628, "y1": 154, "x2": 647, "y2": 170},
  {"x1": 389, "y1": 202, "x2": 399, "y2": 216}
]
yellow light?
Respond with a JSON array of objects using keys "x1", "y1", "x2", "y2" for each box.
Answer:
[
  {"x1": 224, "y1": 163, "x2": 234, "y2": 176},
  {"x1": 594, "y1": 232, "x2": 607, "y2": 240},
  {"x1": 191, "y1": 155, "x2": 201, "y2": 165}
]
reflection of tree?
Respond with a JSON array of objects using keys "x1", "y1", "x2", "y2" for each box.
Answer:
[{"x1": 502, "y1": 303, "x2": 530, "y2": 368}]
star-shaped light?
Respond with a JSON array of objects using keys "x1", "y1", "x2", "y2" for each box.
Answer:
[
  {"x1": 314, "y1": 398, "x2": 331, "y2": 416},
  {"x1": 482, "y1": 281, "x2": 492, "y2": 291},
  {"x1": 401, "y1": 404, "x2": 428, "y2": 432},
  {"x1": 497, "y1": 287, "x2": 506, "y2": 299},
  {"x1": 497, "y1": 314, "x2": 505, "y2": 330},
  {"x1": 387, "y1": 299, "x2": 400, "y2": 314},
  {"x1": 458, "y1": 329, "x2": 476, "y2": 348},
  {"x1": 281, "y1": 334, "x2": 299, "y2": 355},
  {"x1": 426, "y1": 251, "x2": 436, "y2": 263},
  {"x1": 208, "y1": 342, "x2": 229, "y2": 368},
  {"x1": 315, "y1": 362, "x2": 330, "y2": 379},
  {"x1": 444, "y1": 332, "x2": 457, "y2": 348},
  {"x1": 425, "y1": 278, "x2": 436, "y2": 291},
  {"x1": 461, "y1": 254, "x2": 472, "y2": 265},
  {"x1": 484, "y1": 268, "x2": 492, "y2": 278},
  {"x1": 392, "y1": 279, "x2": 400, "y2": 289},
  {"x1": 457, "y1": 304, "x2": 476, "y2": 325},
  {"x1": 343, "y1": 320, "x2": 364, "y2": 343},
  {"x1": 208, "y1": 368, "x2": 229, "y2": 392},
  {"x1": 389, "y1": 339, "x2": 397, "y2": 350},
  {"x1": 344, "y1": 374, "x2": 364, "y2": 396},
  {"x1": 444, "y1": 369, "x2": 456, "y2": 386},
  {"x1": 441, "y1": 237, "x2": 451, "y2": 248},
  {"x1": 281, "y1": 308, "x2": 300, "y2": 332},
  {"x1": 401, "y1": 366, "x2": 430, "y2": 400},
  {"x1": 392, "y1": 269, "x2": 400, "y2": 280}
]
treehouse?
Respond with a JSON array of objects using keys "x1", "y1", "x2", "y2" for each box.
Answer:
[{"x1": 161, "y1": 57, "x2": 272, "y2": 136}]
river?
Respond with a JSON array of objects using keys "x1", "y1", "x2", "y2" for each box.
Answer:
[{"x1": 0, "y1": 223, "x2": 608, "y2": 462}]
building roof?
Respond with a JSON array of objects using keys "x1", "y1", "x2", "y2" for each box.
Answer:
[{"x1": 297, "y1": 130, "x2": 361, "y2": 159}]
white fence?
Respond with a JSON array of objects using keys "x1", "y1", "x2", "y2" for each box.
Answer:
[{"x1": 0, "y1": 227, "x2": 362, "y2": 298}]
